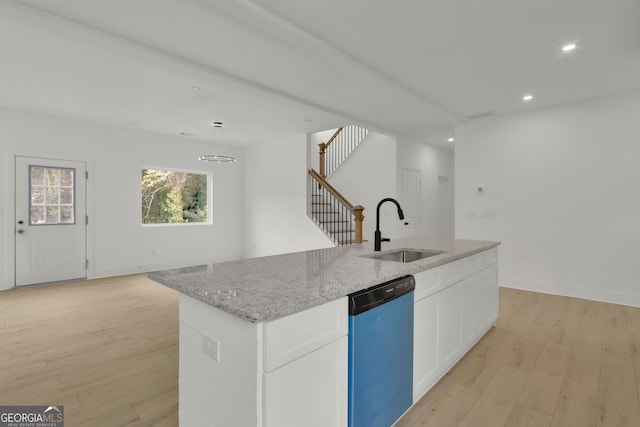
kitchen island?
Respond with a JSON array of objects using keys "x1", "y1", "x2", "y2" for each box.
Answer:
[{"x1": 149, "y1": 236, "x2": 499, "y2": 427}]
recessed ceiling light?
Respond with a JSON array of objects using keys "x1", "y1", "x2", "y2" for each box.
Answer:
[
  {"x1": 522, "y1": 94, "x2": 534, "y2": 102},
  {"x1": 190, "y1": 86, "x2": 201, "y2": 91},
  {"x1": 561, "y1": 43, "x2": 577, "y2": 52},
  {"x1": 447, "y1": 137, "x2": 455, "y2": 143}
]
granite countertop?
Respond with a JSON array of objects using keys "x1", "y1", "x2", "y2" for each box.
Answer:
[{"x1": 148, "y1": 236, "x2": 499, "y2": 323}]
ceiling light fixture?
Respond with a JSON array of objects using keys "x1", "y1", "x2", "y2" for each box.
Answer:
[
  {"x1": 447, "y1": 137, "x2": 455, "y2": 143},
  {"x1": 522, "y1": 94, "x2": 534, "y2": 102},
  {"x1": 561, "y1": 43, "x2": 577, "y2": 52},
  {"x1": 199, "y1": 122, "x2": 237, "y2": 164}
]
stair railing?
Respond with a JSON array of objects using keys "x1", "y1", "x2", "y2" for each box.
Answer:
[
  {"x1": 318, "y1": 125, "x2": 369, "y2": 180},
  {"x1": 308, "y1": 168, "x2": 364, "y2": 245}
]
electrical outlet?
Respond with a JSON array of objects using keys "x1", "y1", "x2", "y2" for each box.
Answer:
[{"x1": 202, "y1": 334, "x2": 220, "y2": 362}]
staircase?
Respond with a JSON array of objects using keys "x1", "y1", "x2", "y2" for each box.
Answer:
[{"x1": 308, "y1": 125, "x2": 369, "y2": 245}]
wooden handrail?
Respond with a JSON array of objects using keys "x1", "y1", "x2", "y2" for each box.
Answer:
[
  {"x1": 324, "y1": 126, "x2": 344, "y2": 149},
  {"x1": 308, "y1": 168, "x2": 364, "y2": 243},
  {"x1": 309, "y1": 168, "x2": 353, "y2": 210},
  {"x1": 318, "y1": 127, "x2": 344, "y2": 179}
]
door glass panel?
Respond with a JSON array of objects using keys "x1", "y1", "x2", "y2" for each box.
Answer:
[{"x1": 30, "y1": 166, "x2": 75, "y2": 225}]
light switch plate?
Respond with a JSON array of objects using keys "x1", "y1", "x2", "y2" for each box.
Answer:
[{"x1": 202, "y1": 334, "x2": 220, "y2": 362}]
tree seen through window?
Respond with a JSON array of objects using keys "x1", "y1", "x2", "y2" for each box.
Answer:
[{"x1": 141, "y1": 169, "x2": 209, "y2": 224}]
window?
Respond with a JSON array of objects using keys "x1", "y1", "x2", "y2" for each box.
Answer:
[
  {"x1": 141, "y1": 169, "x2": 210, "y2": 225},
  {"x1": 30, "y1": 166, "x2": 75, "y2": 225}
]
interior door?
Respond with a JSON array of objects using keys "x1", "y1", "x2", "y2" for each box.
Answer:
[
  {"x1": 400, "y1": 169, "x2": 421, "y2": 237},
  {"x1": 15, "y1": 156, "x2": 87, "y2": 286},
  {"x1": 437, "y1": 176, "x2": 453, "y2": 238}
]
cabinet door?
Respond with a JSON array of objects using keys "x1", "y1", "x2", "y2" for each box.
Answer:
[
  {"x1": 413, "y1": 294, "x2": 439, "y2": 401},
  {"x1": 461, "y1": 276, "x2": 480, "y2": 346},
  {"x1": 483, "y1": 265, "x2": 499, "y2": 327},
  {"x1": 264, "y1": 336, "x2": 347, "y2": 427},
  {"x1": 438, "y1": 282, "x2": 464, "y2": 369}
]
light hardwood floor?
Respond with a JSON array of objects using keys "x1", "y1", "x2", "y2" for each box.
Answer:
[
  {"x1": 0, "y1": 275, "x2": 179, "y2": 427},
  {"x1": 2, "y1": 275, "x2": 640, "y2": 426},
  {"x1": 398, "y1": 287, "x2": 640, "y2": 427}
]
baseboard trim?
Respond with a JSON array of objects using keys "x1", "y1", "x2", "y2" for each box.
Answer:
[{"x1": 500, "y1": 276, "x2": 640, "y2": 308}]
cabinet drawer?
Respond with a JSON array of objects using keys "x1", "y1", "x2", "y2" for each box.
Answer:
[
  {"x1": 414, "y1": 268, "x2": 443, "y2": 301},
  {"x1": 443, "y1": 257, "x2": 475, "y2": 286},
  {"x1": 483, "y1": 248, "x2": 498, "y2": 266},
  {"x1": 474, "y1": 248, "x2": 498, "y2": 270},
  {"x1": 263, "y1": 297, "x2": 348, "y2": 373}
]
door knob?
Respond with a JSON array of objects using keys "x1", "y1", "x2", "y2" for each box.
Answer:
[{"x1": 17, "y1": 229, "x2": 25, "y2": 234}]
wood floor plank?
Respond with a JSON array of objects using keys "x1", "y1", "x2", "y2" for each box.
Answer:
[
  {"x1": 459, "y1": 366, "x2": 529, "y2": 427},
  {"x1": 524, "y1": 294, "x2": 582, "y2": 346},
  {"x1": 497, "y1": 289, "x2": 541, "y2": 336},
  {"x1": 551, "y1": 300, "x2": 603, "y2": 427},
  {"x1": 563, "y1": 300, "x2": 604, "y2": 384},
  {"x1": 395, "y1": 372, "x2": 462, "y2": 426},
  {"x1": 503, "y1": 339, "x2": 546, "y2": 373},
  {"x1": 623, "y1": 304, "x2": 640, "y2": 409},
  {"x1": 551, "y1": 381, "x2": 598, "y2": 427},
  {"x1": 598, "y1": 355, "x2": 640, "y2": 427},
  {"x1": 448, "y1": 328, "x2": 520, "y2": 392},
  {"x1": 504, "y1": 404, "x2": 552, "y2": 427},
  {"x1": 602, "y1": 303, "x2": 633, "y2": 361},
  {"x1": 517, "y1": 342, "x2": 571, "y2": 415},
  {"x1": 396, "y1": 381, "x2": 480, "y2": 427},
  {"x1": 495, "y1": 288, "x2": 527, "y2": 322}
]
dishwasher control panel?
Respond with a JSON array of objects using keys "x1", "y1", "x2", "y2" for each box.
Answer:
[{"x1": 348, "y1": 275, "x2": 415, "y2": 315}]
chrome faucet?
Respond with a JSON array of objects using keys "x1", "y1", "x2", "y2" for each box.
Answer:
[{"x1": 374, "y1": 198, "x2": 405, "y2": 251}]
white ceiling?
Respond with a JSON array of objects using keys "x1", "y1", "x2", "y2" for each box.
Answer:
[{"x1": 1, "y1": 0, "x2": 639, "y2": 148}]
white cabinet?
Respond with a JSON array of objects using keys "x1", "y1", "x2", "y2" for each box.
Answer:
[
  {"x1": 177, "y1": 247, "x2": 498, "y2": 427},
  {"x1": 178, "y1": 295, "x2": 348, "y2": 427},
  {"x1": 263, "y1": 298, "x2": 347, "y2": 372},
  {"x1": 482, "y1": 265, "x2": 499, "y2": 327},
  {"x1": 413, "y1": 248, "x2": 498, "y2": 402},
  {"x1": 413, "y1": 294, "x2": 440, "y2": 397},
  {"x1": 264, "y1": 336, "x2": 347, "y2": 427},
  {"x1": 263, "y1": 298, "x2": 348, "y2": 427},
  {"x1": 462, "y1": 275, "x2": 482, "y2": 346},
  {"x1": 438, "y1": 281, "x2": 464, "y2": 368}
]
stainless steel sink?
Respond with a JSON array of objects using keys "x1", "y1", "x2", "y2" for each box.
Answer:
[{"x1": 364, "y1": 249, "x2": 445, "y2": 263}]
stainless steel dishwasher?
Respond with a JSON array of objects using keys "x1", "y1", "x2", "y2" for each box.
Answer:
[{"x1": 348, "y1": 275, "x2": 415, "y2": 427}]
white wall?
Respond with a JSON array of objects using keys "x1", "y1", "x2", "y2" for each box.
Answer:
[
  {"x1": 0, "y1": 108, "x2": 244, "y2": 290},
  {"x1": 456, "y1": 91, "x2": 640, "y2": 306},
  {"x1": 328, "y1": 131, "x2": 398, "y2": 241},
  {"x1": 243, "y1": 133, "x2": 333, "y2": 258},
  {"x1": 396, "y1": 136, "x2": 455, "y2": 237}
]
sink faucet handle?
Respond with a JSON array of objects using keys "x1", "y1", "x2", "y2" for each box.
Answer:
[{"x1": 381, "y1": 238, "x2": 390, "y2": 243}]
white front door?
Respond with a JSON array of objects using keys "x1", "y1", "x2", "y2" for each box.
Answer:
[{"x1": 15, "y1": 156, "x2": 87, "y2": 286}]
